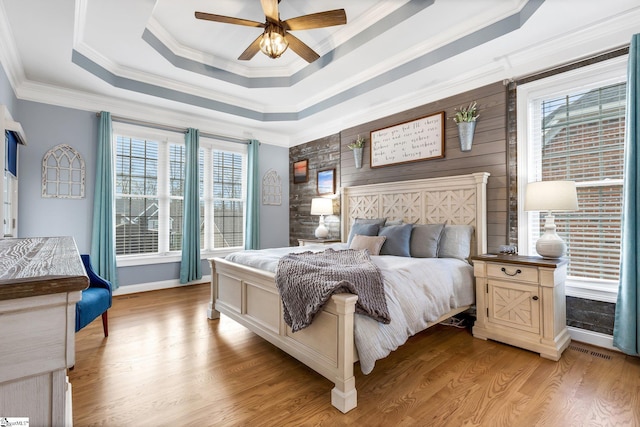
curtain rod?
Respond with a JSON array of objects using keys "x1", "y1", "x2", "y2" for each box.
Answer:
[
  {"x1": 96, "y1": 112, "x2": 250, "y2": 145},
  {"x1": 512, "y1": 44, "x2": 630, "y2": 88}
]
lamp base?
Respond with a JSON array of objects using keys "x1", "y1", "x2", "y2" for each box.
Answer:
[
  {"x1": 535, "y1": 214, "x2": 566, "y2": 259},
  {"x1": 315, "y1": 215, "x2": 329, "y2": 239}
]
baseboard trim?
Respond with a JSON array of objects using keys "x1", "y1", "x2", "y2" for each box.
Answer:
[
  {"x1": 113, "y1": 275, "x2": 211, "y2": 296},
  {"x1": 567, "y1": 326, "x2": 616, "y2": 351}
]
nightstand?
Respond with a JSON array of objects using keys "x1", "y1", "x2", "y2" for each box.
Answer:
[
  {"x1": 298, "y1": 238, "x2": 341, "y2": 247},
  {"x1": 471, "y1": 254, "x2": 571, "y2": 361}
]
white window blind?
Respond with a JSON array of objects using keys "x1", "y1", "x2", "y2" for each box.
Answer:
[
  {"x1": 527, "y1": 83, "x2": 625, "y2": 282},
  {"x1": 115, "y1": 136, "x2": 161, "y2": 255},
  {"x1": 199, "y1": 146, "x2": 245, "y2": 250},
  {"x1": 168, "y1": 144, "x2": 185, "y2": 251}
]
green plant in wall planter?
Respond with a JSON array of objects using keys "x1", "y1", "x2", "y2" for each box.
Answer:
[
  {"x1": 348, "y1": 135, "x2": 365, "y2": 169},
  {"x1": 453, "y1": 102, "x2": 479, "y2": 152}
]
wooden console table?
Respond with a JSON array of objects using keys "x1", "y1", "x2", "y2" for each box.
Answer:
[{"x1": 0, "y1": 237, "x2": 88, "y2": 426}]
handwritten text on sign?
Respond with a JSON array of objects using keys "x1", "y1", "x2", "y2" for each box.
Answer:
[{"x1": 370, "y1": 112, "x2": 445, "y2": 168}]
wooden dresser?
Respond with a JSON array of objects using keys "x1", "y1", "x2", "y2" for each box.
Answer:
[{"x1": 0, "y1": 237, "x2": 88, "y2": 426}]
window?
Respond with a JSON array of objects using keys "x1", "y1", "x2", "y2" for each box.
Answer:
[
  {"x1": 113, "y1": 123, "x2": 246, "y2": 262},
  {"x1": 517, "y1": 57, "x2": 626, "y2": 302},
  {"x1": 115, "y1": 135, "x2": 161, "y2": 255},
  {"x1": 199, "y1": 141, "x2": 246, "y2": 251}
]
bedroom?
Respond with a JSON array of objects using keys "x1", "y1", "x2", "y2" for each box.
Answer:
[{"x1": 1, "y1": 0, "x2": 639, "y2": 425}]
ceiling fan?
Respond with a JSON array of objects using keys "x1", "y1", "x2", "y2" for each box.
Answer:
[{"x1": 195, "y1": 0, "x2": 347, "y2": 63}]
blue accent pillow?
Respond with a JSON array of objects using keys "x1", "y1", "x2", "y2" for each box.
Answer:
[
  {"x1": 378, "y1": 224, "x2": 413, "y2": 257},
  {"x1": 347, "y1": 223, "x2": 380, "y2": 245},
  {"x1": 410, "y1": 223, "x2": 445, "y2": 258}
]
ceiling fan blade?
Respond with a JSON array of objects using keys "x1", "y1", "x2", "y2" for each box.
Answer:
[
  {"x1": 282, "y1": 10, "x2": 347, "y2": 31},
  {"x1": 238, "y1": 34, "x2": 263, "y2": 61},
  {"x1": 195, "y1": 12, "x2": 265, "y2": 28},
  {"x1": 285, "y1": 32, "x2": 320, "y2": 63},
  {"x1": 260, "y1": 0, "x2": 280, "y2": 24}
]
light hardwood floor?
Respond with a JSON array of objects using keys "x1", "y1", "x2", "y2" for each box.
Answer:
[{"x1": 70, "y1": 283, "x2": 640, "y2": 426}]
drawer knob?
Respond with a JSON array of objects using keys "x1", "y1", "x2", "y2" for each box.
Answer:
[
  {"x1": 532, "y1": 296, "x2": 539, "y2": 301},
  {"x1": 501, "y1": 267, "x2": 522, "y2": 277}
]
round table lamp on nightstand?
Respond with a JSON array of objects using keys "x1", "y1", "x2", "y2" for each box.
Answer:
[
  {"x1": 310, "y1": 197, "x2": 333, "y2": 239},
  {"x1": 524, "y1": 180, "x2": 579, "y2": 259}
]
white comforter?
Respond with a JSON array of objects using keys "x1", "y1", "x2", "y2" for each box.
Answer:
[{"x1": 225, "y1": 244, "x2": 474, "y2": 374}]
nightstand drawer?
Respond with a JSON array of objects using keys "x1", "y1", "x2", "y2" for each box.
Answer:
[{"x1": 487, "y1": 263, "x2": 538, "y2": 284}]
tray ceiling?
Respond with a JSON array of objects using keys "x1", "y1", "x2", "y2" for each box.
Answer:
[{"x1": 1, "y1": 0, "x2": 639, "y2": 146}]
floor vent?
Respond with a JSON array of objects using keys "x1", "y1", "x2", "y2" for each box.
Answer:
[
  {"x1": 569, "y1": 345, "x2": 590, "y2": 354},
  {"x1": 569, "y1": 345, "x2": 612, "y2": 360},
  {"x1": 590, "y1": 351, "x2": 612, "y2": 360}
]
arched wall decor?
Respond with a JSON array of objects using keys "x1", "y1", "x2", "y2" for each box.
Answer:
[
  {"x1": 42, "y1": 144, "x2": 85, "y2": 198},
  {"x1": 262, "y1": 169, "x2": 282, "y2": 206}
]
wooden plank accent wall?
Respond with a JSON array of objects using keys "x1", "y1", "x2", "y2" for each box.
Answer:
[
  {"x1": 289, "y1": 134, "x2": 341, "y2": 246},
  {"x1": 289, "y1": 81, "x2": 508, "y2": 253},
  {"x1": 341, "y1": 82, "x2": 508, "y2": 253}
]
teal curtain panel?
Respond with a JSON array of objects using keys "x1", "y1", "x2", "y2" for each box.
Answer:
[
  {"x1": 180, "y1": 128, "x2": 202, "y2": 283},
  {"x1": 90, "y1": 111, "x2": 119, "y2": 289},
  {"x1": 245, "y1": 139, "x2": 260, "y2": 250},
  {"x1": 614, "y1": 33, "x2": 640, "y2": 356}
]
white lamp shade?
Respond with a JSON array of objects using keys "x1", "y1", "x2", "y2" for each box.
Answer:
[
  {"x1": 524, "y1": 181, "x2": 578, "y2": 212},
  {"x1": 310, "y1": 198, "x2": 333, "y2": 216},
  {"x1": 525, "y1": 180, "x2": 578, "y2": 259}
]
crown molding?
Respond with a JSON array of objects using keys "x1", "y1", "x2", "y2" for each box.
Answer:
[{"x1": 14, "y1": 79, "x2": 290, "y2": 147}]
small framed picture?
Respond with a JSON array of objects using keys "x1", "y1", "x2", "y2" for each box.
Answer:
[
  {"x1": 293, "y1": 159, "x2": 309, "y2": 184},
  {"x1": 317, "y1": 168, "x2": 336, "y2": 195}
]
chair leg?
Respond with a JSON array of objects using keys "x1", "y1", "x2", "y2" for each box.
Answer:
[{"x1": 102, "y1": 311, "x2": 109, "y2": 337}]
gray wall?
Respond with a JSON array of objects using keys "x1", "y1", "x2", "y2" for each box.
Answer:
[
  {"x1": 340, "y1": 82, "x2": 508, "y2": 254},
  {"x1": 11, "y1": 99, "x2": 289, "y2": 288},
  {"x1": 16, "y1": 101, "x2": 97, "y2": 251},
  {"x1": 289, "y1": 133, "x2": 341, "y2": 245},
  {"x1": 260, "y1": 142, "x2": 290, "y2": 248},
  {"x1": 288, "y1": 82, "x2": 509, "y2": 253}
]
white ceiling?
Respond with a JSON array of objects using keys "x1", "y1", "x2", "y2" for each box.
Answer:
[{"x1": 0, "y1": 0, "x2": 639, "y2": 147}]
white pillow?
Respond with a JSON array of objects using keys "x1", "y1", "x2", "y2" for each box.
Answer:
[{"x1": 349, "y1": 235, "x2": 387, "y2": 256}]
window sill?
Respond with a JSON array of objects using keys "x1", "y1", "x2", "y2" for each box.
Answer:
[
  {"x1": 565, "y1": 277, "x2": 618, "y2": 303},
  {"x1": 116, "y1": 247, "x2": 242, "y2": 267}
]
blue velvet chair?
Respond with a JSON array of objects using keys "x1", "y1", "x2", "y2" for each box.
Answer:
[{"x1": 76, "y1": 254, "x2": 112, "y2": 336}]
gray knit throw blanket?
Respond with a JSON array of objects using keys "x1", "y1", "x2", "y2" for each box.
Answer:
[{"x1": 275, "y1": 248, "x2": 390, "y2": 332}]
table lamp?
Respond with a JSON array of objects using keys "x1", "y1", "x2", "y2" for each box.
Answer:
[
  {"x1": 524, "y1": 180, "x2": 578, "y2": 259},
  {"x1": 310, "y1": 197, "x2": 333, "y2": 239}
]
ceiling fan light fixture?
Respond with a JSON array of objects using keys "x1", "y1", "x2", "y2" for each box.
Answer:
[{"x1": 259, "y1": 23, "x2": 289, "y2": 59}]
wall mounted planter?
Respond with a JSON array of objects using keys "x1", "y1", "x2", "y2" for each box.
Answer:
[
  {"x1": 457, "y1": 121, "x2": 476, "y2": 152},
  {"x1": 353, "y1": 147, "x2": 364, "y2": 169}
]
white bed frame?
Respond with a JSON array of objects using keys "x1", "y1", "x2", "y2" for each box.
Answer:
[{"x1": 208, "y1": 172, "x2": 489, "y2": 413}]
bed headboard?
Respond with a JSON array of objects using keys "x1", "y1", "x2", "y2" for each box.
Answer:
[{"x1": 340, "y1": 172, "x2": 490, "y2": 256}]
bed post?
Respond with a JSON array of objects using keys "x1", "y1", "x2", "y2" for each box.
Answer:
[
  {"x1": 472, "y1": 172, "x2": 490, "y2": 256},
  {"x1": 207, "y1": 259, "x2": 220, "y2": 320},
  {"x1": 330, "y1": 293, "x2": 359, "y2": 413}
]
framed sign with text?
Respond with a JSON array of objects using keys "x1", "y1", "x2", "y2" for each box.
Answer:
[{"x1": 370, "y1": 112, "x2": 445, "y2": 168}]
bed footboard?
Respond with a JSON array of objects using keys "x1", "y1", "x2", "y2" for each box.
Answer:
[{"x1": 208, "y1": 257, "x2": 359, "y2": 413}]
